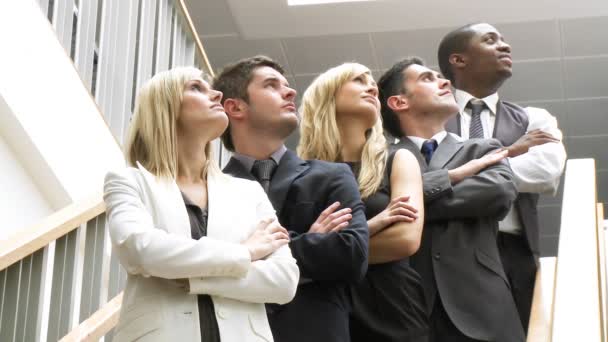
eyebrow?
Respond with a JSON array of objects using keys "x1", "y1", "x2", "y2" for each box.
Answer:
[
  {"x1": 355, "y1": 72, "x2": 377, "y2": 84},
  {"x1": 417, "y1": 71, "x2": 435, "y2": 80},
  {"x1": 262, "y1": 76, "x2": 289, "y2": 87}
]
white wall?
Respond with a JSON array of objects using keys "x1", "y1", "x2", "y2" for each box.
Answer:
[
  {"x1": 0, "y1": 0, "x2": 124, "y2": 237},
  {"x1": 0, "y1": 131, "x2": 53, "y2": 240}
]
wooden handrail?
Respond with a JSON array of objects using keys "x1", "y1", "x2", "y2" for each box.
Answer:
[
  {"x1": 175, "y1": 0, "x2": 215, "y2": 76},
  {"x1": 59, "y1": 292, "x2": 123, "y2": 342},
  {"x1": 0, "y1": 193, "x2": 105, "y2": 271},
  {"x1": 597, "y1": 203, "x2": 607, "y2": 341},
  {"x1": 527, "y1": 257, "x2": 556, "y2": 342},
  {"x1": 551, "y1": 159, "x2": 603, "y2": 341}
]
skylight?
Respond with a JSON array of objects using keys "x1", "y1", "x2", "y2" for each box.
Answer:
[{"x1": 288, "y1": 0, "x2": 374, "y2": 6}]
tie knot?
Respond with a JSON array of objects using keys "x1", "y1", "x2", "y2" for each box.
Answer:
[
  {"x1": 252, "y1": 159, "x2": 277, "y2": 182},
  {"x1": 420, "y1": 139, "x2": 437, "y2": 164},
  {"x1": 468, "y1": 98, "x2": 486, "y2": 116},
  {"x1": 421, "y1": 139, "x2": 437, "y2": 154}
]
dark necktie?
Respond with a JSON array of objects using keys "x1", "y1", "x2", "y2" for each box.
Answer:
[
  {"x1": 468, "y1": 98, "x2": 486, "y2": 139},
  {"x1": 251, "y1": 159, "x2": 277, "y2": 193},
  {"x1": 420, "y1": 139, "x2": 438, "y2": 164}
]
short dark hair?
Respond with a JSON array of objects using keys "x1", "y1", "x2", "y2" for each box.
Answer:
[
  {"x1": 437, "y1": 23, "x2": 478, "y2": 83},
  {"x1": 213, "y1": 55, "x2": 285, "y2": 151},
  {"x1": 377, "y1": 57, "x2": 425, "y2": 138}
]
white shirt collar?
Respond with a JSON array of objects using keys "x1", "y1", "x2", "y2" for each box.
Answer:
[
  {"x1": 406, "y1": 131, "x2": 448, "y2": 150},
  {"x1": 454, "y1": 89, "x2": 499, "y2": 115}
]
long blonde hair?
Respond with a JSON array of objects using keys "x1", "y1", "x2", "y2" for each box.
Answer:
[
  {"x1": 297, "y1": 63, "x2": 387, "y2": 199},
  {"x1": 124, "y1": 66, "x2": 221, "y2": 179}
]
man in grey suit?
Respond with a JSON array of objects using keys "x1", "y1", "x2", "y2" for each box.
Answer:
[
  {"x1": 377, "y1": 57, "x2": 524, "y2": 342},
  {"x1": 438, "y1": 23, "x2": 566, "y2": 333}
]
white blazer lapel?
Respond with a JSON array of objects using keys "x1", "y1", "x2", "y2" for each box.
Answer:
[{"x1": 136, "y1": 162, "x2": 191, "y2": 238}]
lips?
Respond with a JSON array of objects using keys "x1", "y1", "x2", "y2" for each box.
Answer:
[
  {"x1": 498, "y1": 54, "x2": 513, "y2": 66},
  {"x1": 362, "y1": 96, "x2": 379, "y2": 105},
  {"x1": 438, "y1": 90, "x2": 452, "y2": 97},
  {"x1": 282, "y1": 103, "x2": 296, "y2": 111},
  {"x1": 211, "y1": 104, "x2": 224, "y2": 110}
]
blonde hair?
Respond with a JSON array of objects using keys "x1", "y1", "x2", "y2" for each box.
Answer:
[
  {"x1": 124, "y1": 66, "x2": 221, "y2": 179},
  {"x1": 297, "y1": 63, "x2": 387, "y2": 199}
]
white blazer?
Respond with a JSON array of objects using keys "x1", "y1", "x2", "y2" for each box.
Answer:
[{"x1": 103, "y1": 163, "x2": 299, "y2": 342}]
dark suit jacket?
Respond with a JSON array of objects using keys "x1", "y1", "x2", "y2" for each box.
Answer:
[
  {"x1": 395, "y1": 134, "x2": 525, "y2": 342},
  {"x1": 224, "y1": 149, "x2": 369, "y2": 342}
]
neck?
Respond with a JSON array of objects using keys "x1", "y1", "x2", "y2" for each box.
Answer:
[
  {"x1": 233, "y1": 130, "x2": 284, "y2": 160},
  {"x1": 403, "y1": 113, "x2": 446, "y2": 139},
  {"x1": 455, "y1": 74, "x2": 504, "y2": 99},
  {"x1": 337, "y1": 117, "x2": 368, "y2": 162},
  {"x1": 176, "y1": 136, "x2": 209, "y2": 184}
]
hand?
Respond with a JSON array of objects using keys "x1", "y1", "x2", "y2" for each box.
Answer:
[
  {"x1": 367, "y1": 195, "x2": 419, "y2": 236},
  {"x1": 506, "y1": 129, "x2": 560, "y2": 157},
  {"x1": 309, "y1": 202, "x2": 352, "y2": 234},
  {"x1": 448, "y1": 149, "x2": 508, "y2": 184},
  {"x1": 243, "y1": 217, "x2": 290, "y2": 261}
]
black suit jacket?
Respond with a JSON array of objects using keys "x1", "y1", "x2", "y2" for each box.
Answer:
[
  {"x1": 395, "y1": 134, "x2": 525, "y2": 342},
  {"x1": 224, "y1": 149, "x2": 369, "y2": 342}
]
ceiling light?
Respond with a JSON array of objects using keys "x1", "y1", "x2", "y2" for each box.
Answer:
[{"x1": 288, "y1": 0, "x2": 374, "y2": 6}]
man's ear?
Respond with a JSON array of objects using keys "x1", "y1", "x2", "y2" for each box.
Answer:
[
  {"x1": 387, "y1": 94, "x2": 409, "y2": 112},
  {"x1": 449, "y1": 53, "x2": 467, "y2": 70},
  {"x1": 223, "y1": 98, "x2": 247, "y2": 120}
]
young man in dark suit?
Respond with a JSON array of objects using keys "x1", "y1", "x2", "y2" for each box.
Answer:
[
  {"x1": 213, "y1": 56, "x2": 369, "y2": 342},
  {"x1": 378, "y1": 57, "x2": 524, "y2": 342},
  {"x1": 438, "y1": 23, "x2": 566, "y2": 333}
]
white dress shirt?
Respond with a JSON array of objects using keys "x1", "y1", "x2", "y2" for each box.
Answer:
[
  {"x1": 454, "y1": 89, "x2": 567, "y2": 235},
  {"x1": 405, "y1": 131, "x2": 449, "y2": 150}
]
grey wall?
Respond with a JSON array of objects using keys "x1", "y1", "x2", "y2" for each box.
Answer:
[{"x1": 199, "y1": 15, "x2": 608, "y2": 257}]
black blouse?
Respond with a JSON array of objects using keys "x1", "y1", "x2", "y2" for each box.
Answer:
[
  {"x1": 346, "y1": 151, "x2": 429, "y2": 342},
  {"x1": 182, "y1": 193, "x2": 221, "y2": 342}
]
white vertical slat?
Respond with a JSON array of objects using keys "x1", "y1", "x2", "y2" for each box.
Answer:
[
  {"x1": 171, "y1": 9, "x2": 181, "y2": 68},
  {"x1": 184, "y1": 37, "x2": 195, "y2": 67},
  {"x1": 15, "y1": 256, "x2": 33, "y2": 341},
  {"x1": 51, "y1": 0, "x2": 75, "y2": 54},
  {"x1": 94, "y1": 0, "x2": 112, "y2": 123},
  {"x1": 154, "y1": 0, "x2": 171, "y2": 72},
  {"x1": 74, "y1": 0, "x2": 99, "y2": 90},
  {"x1": 36, "y1": 242, "x2": 56, "y2": 342},
  {"x1": 134, "y1": 0, "x2": 157, "y2": 91},
  {"x1": 37, "y1": 0, "x2": 50, "y2": 17},
  {"x1": 69, "y1": 224, "x2": 87, "y2": 329},
  {"x1": 0, "y1": 269, "x2": 5, "y2": 334},
  {"x1": 0, "y1": 261, "x2": 21, "y2": 342},
  {"x1": 95, "y1": 0, "x2": 140, "y2": 143},
  {"x1": 27, "y1": 250, "x2": 44, "y2": 342},
  {"x1": 98, "y1": 218, "x2": 113, "y2": 318}
]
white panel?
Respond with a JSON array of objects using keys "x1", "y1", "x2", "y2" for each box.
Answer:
[
  {"x1": 74, "y1": 0, "x2": 100, "y2": 90},
  {"x1": 0, "y1": 0, "x2": 124, "y2": 204},
  {"x1": 0, "y1": 129, "x2": 54, "y2": 241},
  {"x1": 52, "y1": 0, "x2": 75, "y2": 54},
  {"x1": 37, "y1": 0, "x2": 50, "y2": 17},
  {"x1": 184, "y1": 38, "x2": 195, "y2": 67},
  {"x1": 96, "y1": 0, "x2": 140, "y2": 143},
  {"x1": 134, "y1": 0, "x2": 158, "y2": 92},
  {"x1": 155, "y1": 0, "x2": 172, "y2": 72}
]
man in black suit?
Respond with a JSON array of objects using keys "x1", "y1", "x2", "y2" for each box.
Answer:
[
  {"x1": 213, "y1": 56, "x2": 369, "y2": 342},
  {"x1": 377, "y1": 57, "x2": 524, "y2": 342},
  {"x1": 438, "y1": 23, "x2": 566, "y2": 332}
]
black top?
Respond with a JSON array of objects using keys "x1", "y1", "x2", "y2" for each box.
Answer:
[
  {"x1": 182, "y1": 193, "x2": 220, "y2": 342},
  {"x1": 346, "y1": 151, "x2": 429, "y2": 342}
]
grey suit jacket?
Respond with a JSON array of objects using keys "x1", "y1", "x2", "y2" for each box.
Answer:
[{"x1": 394, "y1": 134, "x2": 525, "y2": 342}]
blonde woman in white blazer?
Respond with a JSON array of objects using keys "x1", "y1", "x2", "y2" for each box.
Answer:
[{"x1": 103, "y1": 67, "x2": 299, "y2": 342}]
